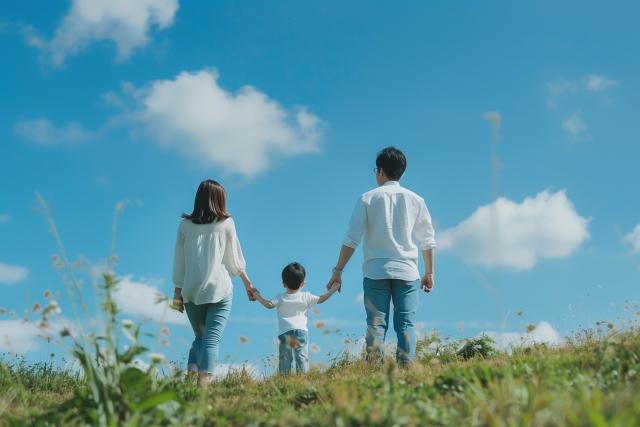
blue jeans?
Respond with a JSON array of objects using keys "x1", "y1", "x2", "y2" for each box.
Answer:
[
  {"x1": 363, "y1": 278, "x2": 419, "y2": 364},
  {"x1": 278, "y1": 329, "x2": 309, "y2": 373},
  {"x1": 184, "y1": 292, "x2": 232, "y2": 373}
]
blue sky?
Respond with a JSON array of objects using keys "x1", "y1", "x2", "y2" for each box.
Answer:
[{"x1": 1, "y1": 1, "x2": 639, "y2": 370}]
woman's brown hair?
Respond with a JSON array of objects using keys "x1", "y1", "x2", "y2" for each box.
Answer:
[{"x1": 182, "y1": 180, "x2": 231, "y2": 224}]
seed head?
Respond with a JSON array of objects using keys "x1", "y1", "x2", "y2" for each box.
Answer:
[
  {"x1": 342, "y1": 338, "x2": 350, "y2": 345},
  {"x1": 239, "y1": 336, "x2": 249, "y2": 344},
  {"x1": 517, "y1": 311, "x2": 523, "y2": 316},
  {"x1": 310, "y1": 344, "x2": 320, "y2": 353},
  {"x1": 0, "y1": 307, "x2": 5, "y2": 315},
  {"x1": 624, "y1": 306, "x2": 630, "y2": 311},
  {"x1": 313, "y1": 309, "x2": 321, "y2": 315},
  {"x1": 44, "y1": 290, "x2": 53, "y2": 299},
  {"x1": 32, "y1": 303, "x2": 41, "y2": 313},
  {"x1": 525, "y1": 324, "x2": 536, "y2": 333},
  {"x1": 122, "y1": 319, "x2": 134, "y2": 328},
  {"x1": 53, "y1": 261, "x2": 64, "y2": 269},
  {"x1": 161, "y1": 327, "x2": 170, "y2": 337},
  {"x1": 148, "y1": 352, "x2": 165, "y2": 363},
  {"x1": 315, "y1": 321, "x2": 325, "y2": 329},
  {"x1": 109, "y1": 255, "x2": 119, "y2": 262}
]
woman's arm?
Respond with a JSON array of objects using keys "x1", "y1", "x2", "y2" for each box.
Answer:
[{"x1": 251, "y1": 290, "x2": 274, "y2": 309}]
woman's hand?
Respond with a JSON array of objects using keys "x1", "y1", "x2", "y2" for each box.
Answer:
[{"x1": 245, "y1": 284, "x2": 258, "y2": 301}]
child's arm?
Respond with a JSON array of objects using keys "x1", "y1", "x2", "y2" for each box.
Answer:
[
  {"x1": 252, "y1": 291, "x2": 275, "y2": 309},
  {"x1": 317, "y1": 282, "x2": 341, "y2": 304}
]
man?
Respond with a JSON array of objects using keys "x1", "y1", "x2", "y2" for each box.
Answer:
[{"x1": 326, "y1": 147, "x2": 435, "y2": 364}]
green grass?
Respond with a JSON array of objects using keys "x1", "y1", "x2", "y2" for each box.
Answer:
[{"x1": 2, "y1": 326, "x2": 640, "y2": 426}]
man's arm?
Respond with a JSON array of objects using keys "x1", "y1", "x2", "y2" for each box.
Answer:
[
  {"x1": 251, "y1": 291, "x2": 275, "y2": 309},
  {"x1": 318, "y1": 281, "x2": 341, "y2": 304},
  {"x1": 326, "y1": 245, "x2": 355, "y2": 291},
  {"x1": 420, "y1": 249, "x2": 434, "y2": 292}
]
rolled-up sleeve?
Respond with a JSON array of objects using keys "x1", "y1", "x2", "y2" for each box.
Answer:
[
  {"x1": 342, "y1": 197, "x2": 367, "y2": 249},
  {"x1": 413, "y1": 199, "x2": 436, "y2": 250},
  {"x1": 172, "y1": 223, "x2": 185, "y2": 288},
  {"x1": 223, "y1": 220, "x2": 246, "y2": 277}
]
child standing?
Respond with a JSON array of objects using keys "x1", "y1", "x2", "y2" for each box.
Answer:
[{"x1": 252, "y1": 262, "x2": 341, "y2": 374}]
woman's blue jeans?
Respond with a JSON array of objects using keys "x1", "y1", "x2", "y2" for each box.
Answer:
[
  {"x1": 278, "y1": 329, "x2": 309, "y2": 373},
  {"x1": 184, "y1": 292, "x2": 232, "y2": 373},
  {"x1": 363, "y1": 278, "x2": 419, "y2": 364}
]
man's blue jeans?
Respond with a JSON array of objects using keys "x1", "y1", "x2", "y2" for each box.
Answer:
[
  {"x1": 184, "y1": 292, "x2": 232, "y2": 373},
  {"x1": 363, "y1": 278, "x2": 419, "y2": 364},
  {"x1": 278, "y1": 329, "x2": 309, "y2": 373}
]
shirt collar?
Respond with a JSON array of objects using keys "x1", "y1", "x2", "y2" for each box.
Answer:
[{"x1": 382, "y1": 181, "x2": 400, "y2": 187}]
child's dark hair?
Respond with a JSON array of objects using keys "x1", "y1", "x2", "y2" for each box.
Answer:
[{"x1": 282, "y1": 262, "x2": 306, "y2": 290}]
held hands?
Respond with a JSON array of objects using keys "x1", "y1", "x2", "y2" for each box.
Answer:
[
  {"x1": 329, "y1": 281, "x2": 341, "y2": 292},
  {"x1": 326, "y1": 273, "x2": 342, "y2": 292},
  {"x1": 171, "y1": 294, "x2": 184, "y2": 313},
  {"x1": 245, "y1": 284, "x2": 258, "y2": 302},
  {"x1": 420, "y1": 273, "x2": 434, "y2": 293}
]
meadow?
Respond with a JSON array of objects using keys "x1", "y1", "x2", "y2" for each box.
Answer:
[{"x1": 2, "y1": 198, "x2": 639, "y2": 427}]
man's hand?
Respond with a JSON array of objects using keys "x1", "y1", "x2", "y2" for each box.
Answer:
[
  {"x1": 326, "y1": 273, "x2": 342, "y2": 292},
  {"x1": 420, "y1": 273, "x2": 434, "y2": 293}
]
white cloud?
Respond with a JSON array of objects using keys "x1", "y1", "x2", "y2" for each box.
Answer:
[
  {"x1": 128, "y1": 68, "x2": 323, "y2": 177},
  {"x1": 485, "y1": 321, "x2": 562, "y2": 349},
  {"x1": 584, "y1": 75, "x2": 618, "y2": 92},
  {"x1": 624, "y1": 224, "x2": 640, "y2": 253},
  {"x1": 0, "y1": 214, "x2": 10, "y2": 223},
  {"x1": 0, "y1": 320, "x2": 46, "y2": 352},
  {"x1": 561, "y1": 111, "x2": 591, "y2": 142},
  {"x1": 439, "y1": 190, "x2": 590, "y2": 270},
  {"x1": 546, "y1": 79, "x2": 577, "y2": 97},
  {"x1": 13, "y1": 118, "x2": 99, "y2": 145},
  {"x1": 113, "y1": 275, "x2": 188, "y2": 325},
  {"x1": 26, "y1": 0, "x2": 179, "y2": 67},
  {"x1": 0, "y1": 263, "x2": 30, "y2": 284}
]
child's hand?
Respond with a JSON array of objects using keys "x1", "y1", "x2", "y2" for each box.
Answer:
[
  {"x1": 330, "y1": 282, "x2": 341, "y2": 292},
  {"x1": 251, "y1": 290, "x2": 261, "y2": 300}
]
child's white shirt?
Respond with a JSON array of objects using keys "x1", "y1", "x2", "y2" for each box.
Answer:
[{"x1": 270, "y1": 291, "x2": 320, "y2": 336}]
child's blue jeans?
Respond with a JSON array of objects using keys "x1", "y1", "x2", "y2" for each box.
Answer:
[
  {"x1": 363, "y1": 278, "x2": 419, "y2": 364},
  {"x1": 184, "y1": 291, "x2": 232, "y2": 373},
  {"x1": 278, "y1": 329, "x2": 309, "y2": 373}
]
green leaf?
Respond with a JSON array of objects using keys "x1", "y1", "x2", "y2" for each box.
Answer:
[{"x1": 134, "y1": 390, "x2": 183, "y2": 412}]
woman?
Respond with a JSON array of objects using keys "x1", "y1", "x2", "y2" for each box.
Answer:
[{"x1": 172, "y1": 179, "x2": 256, "y2": 385}]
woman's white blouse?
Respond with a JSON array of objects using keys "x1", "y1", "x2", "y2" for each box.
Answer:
[{"x1": 172, "y1": 218, "x2": 246, "y2": 305}]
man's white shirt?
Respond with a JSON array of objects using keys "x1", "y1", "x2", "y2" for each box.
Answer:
[{"x1": 342, "y1": 181, "x2": 436, "y2": 281}]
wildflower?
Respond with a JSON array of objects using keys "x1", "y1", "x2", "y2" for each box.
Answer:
[
  {"x1": 525, "y1": 324, "x2": 536, "y2": 333},
  {"x1": 161, "y1": 327, "x2": 170, "y2": 337},
  {"x1": 0, "y1": 307, "x2": 5, "y2": 315},
  {"x1": 44, "y1": 290, "x2": 52, "y2": 299},
  {"x1": 313, "y1": 309, "x2": 321, "y2": 315},
  {"x1": 109, "y1": 254, "x2": 119, "y2": 262},
  {"x1": 122, "y1": 319, "x2": 134, "y2": 328},
  {"x1": 53, "y1": 261, "x2": 64, "y2": 269},
  {"x1": 285, "y1": 335, "x2": 300, "y2": 349},
  {"x1": 52, "y1": 254, "x2": 59, "y2": 261},
  {"x1": 148, "y1": 352, "x2": 165, "y2": 363},
  {"x1": 517, "y1": 311, "x2": 523, "y2": 316},
  {"x1": 310, "y1": 344, "x2": 320, "y2": 353},
  {"x1": 315, "y1": 321, "x2": 325, "y2": 329},
  {"x1": 239, "y1": 336, "x2": 249, "y2": 344},
  {"x1": 32, "y1": 303, "x2": 41, "y2": 313},
  {"x1": 607, "y1": 323, "x2": 614, "y2": 329}
]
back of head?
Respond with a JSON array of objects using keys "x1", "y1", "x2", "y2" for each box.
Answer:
[
  {"x1": 376, "y1": 147, "x2": 407, "y2": 180},
  {"x1": 182, "y1": 180, "x2": 231, "y2": 224},
  {"x1": 282, "y1": 262, "x2": 306, "y2": 290}
]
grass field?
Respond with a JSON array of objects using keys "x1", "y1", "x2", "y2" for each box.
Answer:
[{"x1": 2, "y1": 324, "x2": 640, "y2": 426}]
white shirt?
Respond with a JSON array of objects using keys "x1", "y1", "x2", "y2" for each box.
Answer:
[
  {"x1": 172, "y1": 218, "x2": 246, "y2": 305},
  {"x1": 270, "y1": 291, "x2": 320, "y2": 336},
  {"x1": 342, "y1": 181, "x2": 436, "y2": 281}
]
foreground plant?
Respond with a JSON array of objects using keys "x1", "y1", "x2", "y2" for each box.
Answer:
[{"x1": 24, "y1": 194, "x2": 185, "y2": 426}]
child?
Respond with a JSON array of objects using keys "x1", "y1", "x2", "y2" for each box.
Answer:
[{"x1": 252, "y1": 262, "x2": 341, "y2": 374}]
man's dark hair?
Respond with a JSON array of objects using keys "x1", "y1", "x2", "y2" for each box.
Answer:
[
  {"x1": 376, "y1": 147, "x2": 407, "y2": 180},
  {"x1": 282, "y1": 262, "x2": 306, "y2": 290}
]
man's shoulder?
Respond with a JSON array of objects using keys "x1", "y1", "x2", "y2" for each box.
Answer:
[{"x1": 362, "y1": 184, "x2": 424, "y2": 201}]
